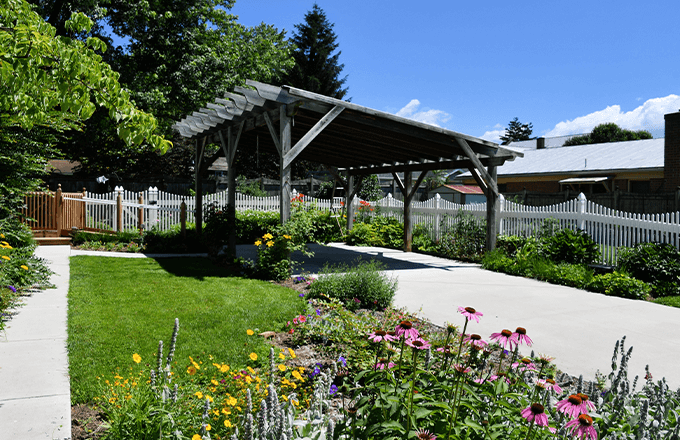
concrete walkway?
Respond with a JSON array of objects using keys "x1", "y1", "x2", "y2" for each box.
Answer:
[{"x1": 2, "y1": 243, "x2": 678, "y2": 439}]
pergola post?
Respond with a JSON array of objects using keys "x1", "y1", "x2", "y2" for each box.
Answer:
[
  {"x1": 195, "y1": 138, "x2": 206, "y2": 234},
  {"x1": 280, "y1": 105, "x2": 292, "y2": 224},
  {"x1": 403, "y1": 171, "x2": 413, "y2": 252},
  {"x1": 346, "y1": 174, "x2": 354, "y2": 231},
  {"x1": 485, "y1": 165, "x2": 499, "y2": 251}
]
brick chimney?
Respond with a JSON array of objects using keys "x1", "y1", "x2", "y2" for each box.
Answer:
[{"x1": 664, "y1": 111, "x2": 680, "y2": 191}]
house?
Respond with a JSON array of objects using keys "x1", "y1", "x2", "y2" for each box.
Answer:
[
  {"x1": 430, "y1": 184, "x2": 485, "y2": 204},
  {"x1": 452, "y1": 110, "x2": 680, "y2": 195}
]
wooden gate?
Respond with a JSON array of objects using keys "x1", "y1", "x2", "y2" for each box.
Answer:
[{"x1": 22, "y1": 185, "x2": 85, "y2": 236}]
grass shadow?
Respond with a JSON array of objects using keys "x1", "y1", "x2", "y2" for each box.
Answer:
[{"x1": 151, "y1": 256, "x2": 243, "y2": 280}]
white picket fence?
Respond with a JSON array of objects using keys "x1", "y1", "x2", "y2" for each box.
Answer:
[{"x1": 81, "y1": 187, "x2": 680, "y2": 265}]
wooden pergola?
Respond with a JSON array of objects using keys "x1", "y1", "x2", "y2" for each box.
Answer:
[{"x1": 173, "y1": 80, "x2": 523, "y2": 257}]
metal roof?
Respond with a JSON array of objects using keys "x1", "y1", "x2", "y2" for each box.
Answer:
[
  {"x1": 459, "y1": 138, "x2": 663, "y2": 177},
  {"x1": 437, "y1": 184, "x2": 485, "y2": 195},
  {"x1": 172, "y1": 80, "x2": 522, "y2": 176}
]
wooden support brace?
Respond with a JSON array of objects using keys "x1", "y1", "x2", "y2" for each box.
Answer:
[
  {"x1": 391, "y1": 171, "x2": 406, "y2": 197},
  {"x1": 263, "y1": 111, "x2": 282, "y2": 156},
  {"x1": 455, "y1": 138, "x2": 498, "y2": 196},
  {"x1": 283, "y1": 106, "x2": 344, "y2": 169}
]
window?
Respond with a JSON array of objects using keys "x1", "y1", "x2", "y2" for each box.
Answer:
[{"x1": 630, "y1": 181, "x2": 650, "y2": 194}]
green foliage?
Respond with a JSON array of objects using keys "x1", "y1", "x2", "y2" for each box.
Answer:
[
  {"x1": 500, "y1": 117, "x2": 533, "y2": 145},
  {"x1": 358, "y1": 175, "x2": 384, "y2": 201},
  {"x1": 236, "y1": 176, "x2": 268, "y2": 197},
  {"x1": 346, "y1": 216, "x2": 404, "y2": 248},
  {"x1": 283, "y1": 4, "x2": 348, "y2": 99},
  {"x1": 412, "y1": 225, "x2": 437, "y2": 253},
  {"x1": 563, "y1": 123, "x2": 653, "y2": 146},
  {"x1": 435, "y1": 212, "x2": 486, "y2": 262},
  {"x1": 617, "y1": 243, "x2": 680, "y2": 297},
  {"x1": 587, "y1": 272, "x2": 651, "y2": 300},
  {"x1": 496, "y1": 234, "x2": 528, "y2": 257},
  {"x1": 204, "y1": 206, "x2": 279, "y2": 247},
  {"x1": 538, "y1": 228, "x2": 600, "y2": 265},
  {"x1": 308, "y1": 259, "x2": 398, "y2": 311}
]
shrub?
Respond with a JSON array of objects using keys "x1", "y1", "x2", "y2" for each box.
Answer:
[
  {"x1": 538, "y1": 228, "x2": 600, "y2": 265},
  {"x1": 617, "y1": 242, "x2": 680, "y2": 297},
  {"x1": 204, "y1": 205, "x2": 280, "y2": 246},
  {"x1": 496, "y1": 234, "x2": 528, "y2": 257},
  {"x1": 435, "y1": 211, "x2": 486, "y2": 261},
  {"x1": 308, "y1": 258, "x2": 397, "y2": 311},
  {"x1": 412, "y1": 224, "x2": 437, "y2": 252},
  {"x1": 587, "y1": 271, "x2": 652, "y2": 300},
  {"x1": 346, "y1": 216, "x2": 403, "y2": 248}
]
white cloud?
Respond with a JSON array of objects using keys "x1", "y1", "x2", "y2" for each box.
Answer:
[
  {"x1": 396, "y1": 99, "x2": 451, "y2": 127},
  {"x1": 545, "y1": 95, "x2": 680, "y2": 137},
  {"x1": 479, "y1": 123, "x2": 504, "y2": 143}
]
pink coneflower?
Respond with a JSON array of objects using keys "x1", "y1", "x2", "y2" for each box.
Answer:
[
  {"x1": 521, "y1": 403, "x2": 549, "y2": 427},
  {"x1": 556, "y1": 394, "x2": 585, "y2": 418},
  {"x1": 577, "y1": 393, "x2": 596, "y2": 412},
  {"x1": 490, "y1": 329, "x2": 516, "y2": 350},
  {"x1": 415, "y1": 428, "x2": 437, "y2": 440},
  {"x1": 512, "y1": 358, "x2": 537, "y2": 372},
  {"x1": 395, "y1": 320, "x2": 420, "y2": 340},
  {"x1": 463, "y1": 334, "x2": 488, "y2": 348},
  {"x1": 374, "y1": 359, "x2": 396, "y2": 370},
  {"x1": 536, "y1": 378, "x2": 563, "y2": 394},
  {"x1": 405, "y1": 337, "x2": 431, "y2": 350},
  {"x1": 436, "y1": 345, "x2": 454, "y2": 355},
  {"x1": 458, "y1": 306, "x2": 483, "y2": 323},
  {"x1": 453, "y1": 364, "x2": 472, "y2": 374},
  {"x1": 565, "y1": 414, "x2": 598, "y2": 440},
  {"x1": 512, "y1": 327, "x2": 533, "y2": 347},
  {"x1": 368, "y1": 330, "x2": 397, "y2": 343}
]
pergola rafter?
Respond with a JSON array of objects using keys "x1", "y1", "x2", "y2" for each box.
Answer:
[{"x1": 173, "y1": 80, "x2": 523, "y2": 257}]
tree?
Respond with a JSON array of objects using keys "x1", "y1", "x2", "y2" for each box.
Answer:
[
  {"x1": 500, "y1": 117, "x2": 533, "y2": 145},
  {"x1": 0, "y1": 0, "x2": 170, "y2": 216},
  {"x1": 30, "y1": 0, "x2": 295, "y2": 177},
  {"x1": 358, "y1": 175, "x2": 383, "y2": 201},
  {"x1": 563, "y1": 123, "x2": 653, "y2": 146},
  {"x1": 282, "y1": 3, "x2": 348, "y2": 99}
]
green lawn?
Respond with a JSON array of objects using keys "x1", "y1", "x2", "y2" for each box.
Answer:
[
  {"x1": 654, "y1": 295, "x2": 680, "y2": 308},
  {"x1": 67, "y1": 256, "x2": 305, "y2": 403}
]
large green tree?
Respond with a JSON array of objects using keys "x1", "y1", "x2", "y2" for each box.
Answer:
[
  {"x1": 500, "y1": 117, "x2": 533, "y2": 145},
  {"x1": 1, "y1": 0, "x2": 170, "y2": 216},
  {"x1": 282, "y1": 3, "x2": 348, "y2": 99},
  {"x1": 29, "y1": 0, "x2": 295, "y2": 178},
  {"x1": 563, "y1": 123, "x2": 652, "y2": 146}
]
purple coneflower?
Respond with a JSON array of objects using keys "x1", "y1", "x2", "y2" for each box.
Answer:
[
  {"x1": 521, "y1": 403, "x2": 549, "y2": 427},
  {"x1": 374, "y1": 359, "x2": 396, "y2": 370},
  {"x1": 512, "y1": 358, "x2": 537, "y2": 372},
  {"x1": 457, "y1": 306, "x2": 483, "y2": 323},
  {"x1": 463, "y1": 333, "x2": 488, "y2": 348},
  {"x1": 395, "y1": 320, "x2": 420, "y2": 340},
  {"x1": 577, "y1": 393, "x2": 597, "y2": 412},
  {"x1": 512, "y1": 327, "x2": 533, "y2": 347},
  {"x1": 415, "y1": 428, "x2": 437, "y2": 440},
  {"x1": 556, "y1": 394, "x2": 585, "y2": 418},
  {"x1": 565, "y1": 414, "x2": 598, "y2": 440},
  {"x1": 405, "y1": 337, "x2": 431, "y2": 350},
  {"x1": 536, "y1": 378, "x2": 563, "y2": 394},
  {"x1": 490, "y1": 329, "x2": 516, "y2": 350},
  {"x1": 368, "y1": 330, "x2": 397, "y2": 343},
  {"x1": 453, "y1": 364, "x2": 472, "y2": 374}
]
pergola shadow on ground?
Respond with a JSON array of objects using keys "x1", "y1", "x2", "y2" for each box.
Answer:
[{"x1": 173, "y1": 80, "x2": 523, "y2": 256}]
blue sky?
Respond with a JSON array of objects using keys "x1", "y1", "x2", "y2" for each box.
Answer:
[{"x1": 229, "y1": 0, "x2": 679, "y2": 142}]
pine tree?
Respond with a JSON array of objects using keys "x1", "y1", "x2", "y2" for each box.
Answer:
[
  {"x1": 283, "y1": 4, "x2": 348, "y2": 99},
  {"x1": 500, "y1": 117, "x2": 533, "y2": 145}
]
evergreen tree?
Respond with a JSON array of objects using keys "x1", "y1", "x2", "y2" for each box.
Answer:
[
  {"x1": 283, "y1": 4, "x2": 348, "y2": 99},
  {"x1": 500, "y1": 117, "x2": 533, "y2": 145},
  {"x1": 562, "y1": 123, "x2": 653, "y2": 146}
]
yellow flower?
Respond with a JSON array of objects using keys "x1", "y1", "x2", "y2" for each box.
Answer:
[
  {"x1": 227, "y1": 396, "x2": 237, "y2": 406},
  {"x1": 220, "y1": 365, "x2": 230, "y2": 373},
  {"x1": 1, "y1": 255, "x2": 10, "y2": 260},
  {"x1": 266, "y1": 241, "x2": 274, "y2": 247},
  {"x1": 283, "y1": 234, "x2": 292, "y2": 239},
  {"x1": 245, "y1": 376, "x2": 253, "y2": 384},
  {"x1": 206, "y1": 395, "x2": 213, "y2": 402},
  {"x1": 288, "y1": 348, "x2": 296, "y2": 358},
  {"x1": 205, "y1": 424, "x2": 211, "y2": 431},
  {"x1": 224, "y1": 420, "x2": 232, "y2": 428},
  {"x1": 249, "y1": 353, "x2": 258, "y2": 361},
  {"x1": 211, "y1": 379, "x2": 218, "y2": 386},
  {"x1": 263, "y1": 233, "x2": 273, "y2": 240},
  {"x1": 21, "y1": 265, "x2": 28, "y2": 270},
  {"x1": 187, "y1": 366, "x2": 197, "y2": 375},
  {"x1": 254, "y1": 240, "x2": 262, "y2": 246},
  {"x1": 292, "y1": 371, "x2": 302, "y2": 381},
  {"x1": 132, "y1": 353, "x2": 141, "y2": 364},
  {"x1": 192, "y1": 435, "x2": 202, "y2": 440},
  {"x1": 195, "y1": 391, "x2": 203, "y2": 399},
  {"x1": 292, "y1": 399, "x2": 299, "y2": 406},
  {"x1": 278, "y1": 352, "x2": 286, "y2": 360},
  {"x1": 278, "y1": 364, "x2": 286, "y2": 372},
  {"x1": 247, "y1": 366, "x2": 255, "y2": 375},
  {"x1": 0, "y1": 233, "x2": 4, "y2": 238},
  {"x1": 246, "y1": 329, "x2": 254, "y2": 336},
  {"x1": 108, "y1": 397, "x2": 116, "y2": 404}
]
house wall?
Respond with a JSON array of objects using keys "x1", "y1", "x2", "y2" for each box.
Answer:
[{"x1": 664, "y1": 111, "x2": 680, "y2": 191}]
